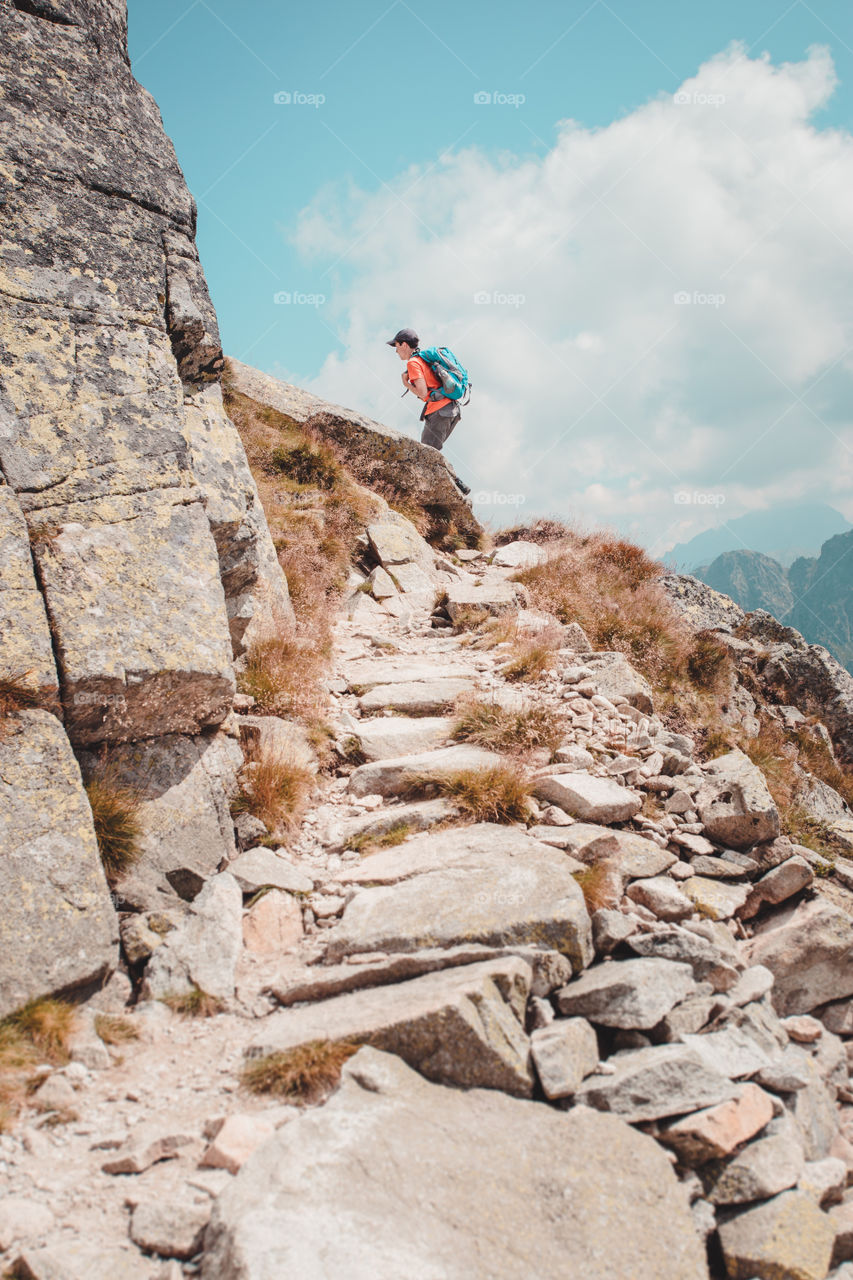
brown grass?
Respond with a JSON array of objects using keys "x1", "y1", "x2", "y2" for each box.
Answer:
[
  {"x1": 0, "y1": 999, "x2": 76, "y2": 1133},
  {"x1": 223, "y1": 369, "x2": 379, "y2": 734},
  {"x1": 83, "y1": 764, "x2": 143, "y2": 883},
  {"x1": 574, "y1": 862, "x2": 622, "y2": 913},
  {"x1": 0, "y1": 672, "x2": 42, "y2": 720},
  {"x1": 94, "y1": 1014, "x2": 139, "y2": 1046},
  {"x1": 452, "y1": 697, "x2": 564, "y2": 756},
  {"x1": 407, "y1": 763, "x2": 532, "y2": 824},
  {"x1": 161, "y1": 988, "x2": 225, "y2": 1018},
  {"x1": 347, "y1": 821, "x2": 413, "y2": 856},
  {"x1": 492, "y1": 517, "x2": 576, "y2": 546},
  {"x1": 242, "y1": 1040, "x2": 359, "y2": 1105},
  {"x1": 514, "y1": 529, "x2": 736, "y2": 723},
  {"x1": 500, "y1": 638, "x2": 559, "y2": 683},
  {"x1": 232, "y1": 744, "x2": 314, "y2": 836}
]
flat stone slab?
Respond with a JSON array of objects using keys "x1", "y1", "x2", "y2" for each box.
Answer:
[
  {"x1": 227, "y1": 848, "x2": 314, "y2": 895},
  {"x1": 534, "y1": 772, "x2": 643, "y2": 823},
  {"x1": 658, "y1": 1082, "x2": 775, "y2": 1165},
  {"x1": 352, "y1": 715, "x2": 453, "y2": 761},
  {"x1": 444, "y1": 580, "x2": 525, "y2": 624},
  {"x1": 248, "y1": 957, "x2": 535, "y2": 1096},
  {"x1": 682, "y1": 876, "x2": 749, "y2": 920},
  {"x1": 202, "y1": 1047, "x2": 709, "y2": 1280},
  {"x1": 335, "y1": 798, "x2": 458, "y2": 850},
  {"x1": 344, "y1": 658, "x2": 476, "y2": 689},
  {"x1": 325, "y1": 823, "x2": 593, "y2": 972},
  {"x1": 358, "y1": 678, "x2": 474, "y2": 715},
  {"x1": 554, "y1": 957, "x2": 696, "y2": 1029},
  {"x1": 269, "y1": 944, "x2": 573, "y2": 1006},
  {"x1": 339, "y1": 823, "x2": 563, "y2": 886},
  {"x1": 347, "y1": 744, "x2": 504, "y2": 798},
  {"x1": 574, "y1": 1043, "x2": 737, "y2": 1122}
]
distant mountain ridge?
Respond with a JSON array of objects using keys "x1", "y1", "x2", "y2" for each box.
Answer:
[
  {"x1": 664, "y1": 503, "x2": 851, "y2": 572},
  {"x1": 697, "y1": 528, "x2": 853, "y2": 674}
]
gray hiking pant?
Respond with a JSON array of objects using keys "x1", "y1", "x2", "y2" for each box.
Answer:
[{"x1": 420, "y1": 401, "x2": 461, "y2": 451}]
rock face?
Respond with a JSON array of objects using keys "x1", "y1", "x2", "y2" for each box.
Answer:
[
  {"x1": 202, "y1": 1047, "x2": 709, "y2": 1280},
  {"x1": 0, "y1": 0, "x2": 294, "y2": 1010},
  {"x1": 0, "y1": 710, "x2": 118, "y2": 1017},
  {"x1": 225, "y1": 357, "x2": 482, "y2": 545}
]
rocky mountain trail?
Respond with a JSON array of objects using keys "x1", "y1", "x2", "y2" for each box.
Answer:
[{"x1": 5, "y1": 533, "x2": 853, "y2": 1278}]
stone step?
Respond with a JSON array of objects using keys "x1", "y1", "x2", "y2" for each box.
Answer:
[
  {"x1": 351, "y1": 715, "x2": 454, "y2": 761},
  {"x1": 347, "y1": 743, "x2": 502, "y2": 798},
  {"x1": 343, "y1": 658, "x2": 477, "y2": 689},
  {"x1": 247, "y1": 956, "x2": 535, "y2": 1096},
  {"x1": 323, "y1": 822, "x2": 593, "y2": 971},
  {"x1": 357, "y1": 678, "x2": 474, "y2": 715}
]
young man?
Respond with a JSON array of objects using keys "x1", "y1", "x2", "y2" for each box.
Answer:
[{"x1": 387, "y1": 327, "x2": 463, "y2": 453}]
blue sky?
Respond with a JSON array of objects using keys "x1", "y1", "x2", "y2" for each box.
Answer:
[{"x1": 128, "y1": 2, "x2": 853, "y2": 550}]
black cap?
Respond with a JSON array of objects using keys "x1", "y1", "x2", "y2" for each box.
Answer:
[{"x1": 387, "y1": 327, "x2": 419, "y2": 347}]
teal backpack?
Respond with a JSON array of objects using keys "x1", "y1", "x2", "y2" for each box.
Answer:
[{"x1": 417, "y1": 346, "x2": 471, "y2": 404}]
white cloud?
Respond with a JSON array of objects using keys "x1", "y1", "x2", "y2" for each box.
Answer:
[{"x1": 284, "y1": 44, "x2": 853, "y2": 554}]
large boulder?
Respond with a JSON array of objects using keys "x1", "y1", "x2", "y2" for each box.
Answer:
[
  {"x1": 581, "y1": 651, "x2": 655, "y2": 713},
  {"x1": 325, "y1": 823, "x2": 593, "y2": 971},
  {"x1": 717, "y1": 1189, "x2": 834, "y2": 1280},
  {"x1": 202, "y1": 1047, "x2": 709, "y2": 1280},
  {"x1": 743, "y1": 899, "x2": 853, "y2": 1015},
  {"x1": 78, "y1": 730, "x2": 243, "y2": 910},
  {"x1": 225, "y1": 357, "x2": 482, "y2": 544},
  {"x1": 0, "y1": 0, "x2": 291, "y2": 750},
  {"x1": 696, "y1": 748, "x2": 780, "y2": 849},
  {"x1": 247, "y1": 957, "x2": 535, "y2": 1097},
  {"x1": 0, "y1": 710, "x2": 118, "y2": 1017}
]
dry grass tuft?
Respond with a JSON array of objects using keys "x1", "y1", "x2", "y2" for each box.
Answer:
[
  {"x1": 452, "y1": 697, "x2": 564, "y2": 756},
  {"x1": 161, "y1": 988, "x2": 225, "y2": 1019},
  {"x1": 242, "y1": 1040, "x2": 359, "y2": 1105},
  {"x1": 223, "y1": 371, "x2": 379, "y2": 736},
  {"x1": 0, "y1": 998, "x2": 76, "y2": 1132},
  {"x1": 573, "y1": 862, "x2": 621, "y2": 914},
  {"x1": 84, "y1": 764, "x2": 143, "y2": 883},
  {"x1": 500, "y1": 638, "x2": 559, "y2": 684},
  {"x1": 238, "y1": 632, "x2": 330, "y2": 728},
  {"x1": 492, "y1": 517, "x2": 576, "y2": 546},
  {"x1": 346, "y1": 821, "x2": 413, "y2": 856},
  {"x1": 232, "y1": 744, "x2": 314, "y2": 836},
  {"x1": 0, "y1": 672, "x2": 42, "y2": 721},
  {"x1": 407, "y1": 762, "x2": 532, "y2": 824},
  {"x1": 94, "y1": 1014, "x2": 139, "y2": 1046}
]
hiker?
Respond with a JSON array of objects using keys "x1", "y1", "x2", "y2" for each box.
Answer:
[{"x1": 387, "y1": 327, "x2": 464, "y2": 448}]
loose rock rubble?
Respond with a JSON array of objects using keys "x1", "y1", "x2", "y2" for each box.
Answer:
[{"x1": 5, "y1": 536, "x2": 853, "y2": 1279}]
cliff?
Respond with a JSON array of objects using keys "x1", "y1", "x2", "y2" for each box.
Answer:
[{"x1": 0, "y1": 0, "x2": 291, "y2": 1010}]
